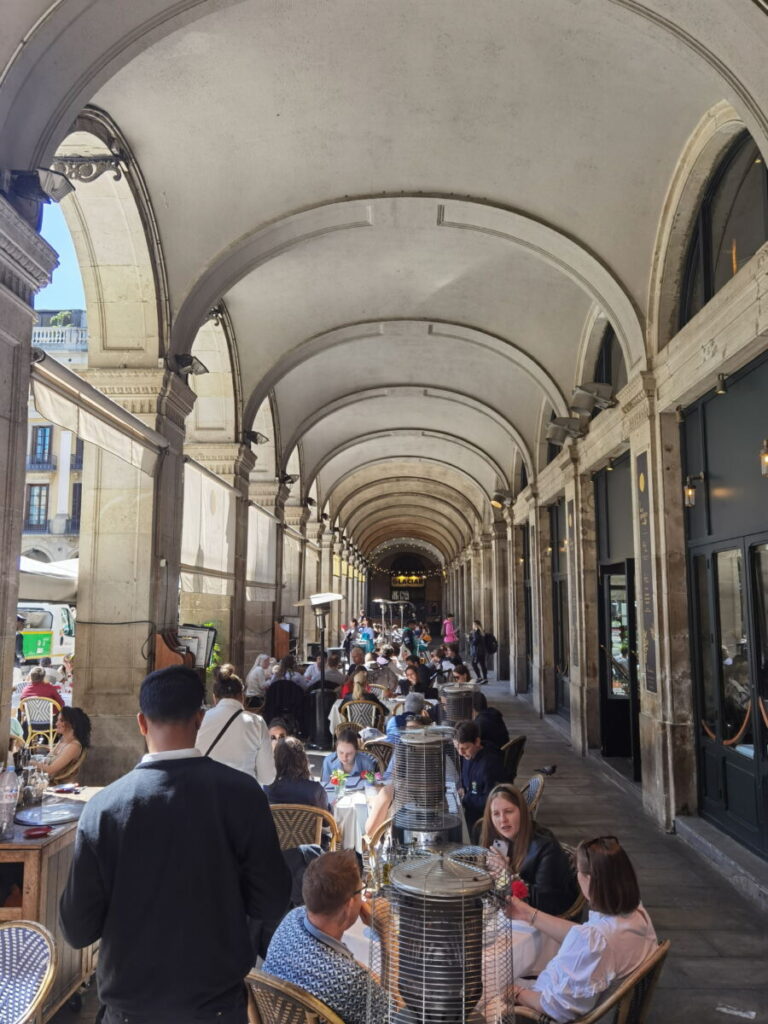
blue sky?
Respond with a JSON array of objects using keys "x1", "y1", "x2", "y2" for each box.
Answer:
[{"x1": 34, "y1": 203, "x2": 86, "y2": 311}]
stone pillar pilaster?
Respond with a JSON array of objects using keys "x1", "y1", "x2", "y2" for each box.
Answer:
[
  {"x1": 281, "y1": 502, "x2": 307, "y2": 651},
  {"x1": 0, "y1": 197, "x2": 58, "y2": 763},
  {"x1": 479, "y1": 532, "x2": 494, "y2": 636},
  {"x1": 491, "y1": 519, "x2": 511, "y2": 683},
  {"x1": 248, "y1": 479, "x2": 282, "y2": 662},
  {"x1": 532, "y1": 503, "x2": 555, "y2": 715},
  {"x1": 75, "y1": 368, "x2": 196, "y2": 781},
  {"x1": 181, "y1": 442, "x2": 256, "y2": 671}
]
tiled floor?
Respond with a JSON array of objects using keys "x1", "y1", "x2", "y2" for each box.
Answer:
[{"x1": 51, "y1": 681, "x2": 768, "y2": 1022}]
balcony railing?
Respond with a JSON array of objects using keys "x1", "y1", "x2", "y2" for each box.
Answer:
[
  {"x1": 65, "y1": 517, "x2": 80, "y2": 534},
  {"x1": 70, "y1": 453, "x2": 84, "y2": 470},
  {"x1": 26, "y1": 456, "x2": 57, "y2": 471},
  {"x1": 22, "y1": 521, "x2": 49, "y2": 534},
  {"x1": 32, "y1": 325, "x2": 88, "y2": 350}
]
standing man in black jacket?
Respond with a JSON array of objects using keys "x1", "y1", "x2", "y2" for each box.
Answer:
[{"x1": 60, "y1": 666, "x2": 291, "y2": 1024}]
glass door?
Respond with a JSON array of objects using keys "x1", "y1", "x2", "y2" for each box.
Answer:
[
  {"x1": 598, "y1": 562, "x2": 641, "y2": 780},
  {"x1": 692, "y1": 540, "x2": 768, "y2": 856}
]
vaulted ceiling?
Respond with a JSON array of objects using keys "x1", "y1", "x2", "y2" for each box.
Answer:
[{"x1": 3, "y1": 0, "x2": 767, "y2": 559}]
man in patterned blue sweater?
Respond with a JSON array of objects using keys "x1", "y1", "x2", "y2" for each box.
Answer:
[{"x1": 264, "y1": 849, "x2": 390, "y2": 1024}]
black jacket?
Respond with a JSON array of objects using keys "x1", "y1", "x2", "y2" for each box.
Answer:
[
  {"x1": 474, "y1": 707, "x2": 509, "y2": 750},
  {"x1": 60, "y1": 756, "x2": 291, "y2": 1021},
  {"x1": 519, "y1": 828, "x2": 580, "y2": 916},
  {"x1": 469, "y1": 628, "x2": 486, "y2": 657},
  {"x1": 461, "y1": 744, "x2": 505, "y2": 828}
]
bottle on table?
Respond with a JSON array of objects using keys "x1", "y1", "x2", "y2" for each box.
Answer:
[{"x1": 0, "y1": 763, "x2": 19, "y2": 840}]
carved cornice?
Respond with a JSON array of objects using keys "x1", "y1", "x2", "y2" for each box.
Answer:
[
  {"x1": 249, "y1": 478, "x2": 282, "y2": 510},
  {"x1": 184, "y1": 442, "x2": 255, "y2": 487},
  {"x1": 0, "y1": 195, "x2": 58, "y2": 305},
  {"x1": 77, "y1": 367, "x2": 196, "y2": 428}
]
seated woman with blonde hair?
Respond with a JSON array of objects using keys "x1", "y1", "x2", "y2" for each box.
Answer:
[
  {"x1": 40, "y1": 707, "x2": 91, "y2": 780},
  {"x1": 506, "y1": 835, "x2": 657, "y2": 1022}
]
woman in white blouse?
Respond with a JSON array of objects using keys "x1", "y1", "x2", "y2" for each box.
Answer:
[{"x1": 505, "y1": 835, "x2": 657, "y2": 1022}]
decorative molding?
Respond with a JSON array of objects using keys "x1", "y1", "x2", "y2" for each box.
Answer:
[
  {"x1": 51, "y1": 154, "x2": 124, "y2": 184},
  {"x1": 183, "y1": 441, "x2": 255, "y2": 485},
  {"x1": 0, "y1": 195, "x2": 58, "y2": 304}
]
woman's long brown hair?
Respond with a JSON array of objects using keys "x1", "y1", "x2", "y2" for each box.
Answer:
[{"x1": 479, "y1": 783, "x2": 534, "y2": 873}]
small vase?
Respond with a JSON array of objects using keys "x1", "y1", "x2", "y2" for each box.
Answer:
[{"x1": 335, "y1": 779, "x2": 347, "y2": 802}]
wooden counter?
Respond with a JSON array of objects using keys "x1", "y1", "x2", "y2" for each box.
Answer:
[{"x1": 0, "y1": 788, "x2": 100, "y2": 1021}]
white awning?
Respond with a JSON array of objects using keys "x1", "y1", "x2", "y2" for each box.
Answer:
[
  {"x1": 180, "y1": 459, "x2": 236, "y2": 595},
  {"x1": 18, "y1": 556, "x2": 78, "y2": 602},
  {"x1": 31, "y1": 350, "x2": 169, "y2": 475}
]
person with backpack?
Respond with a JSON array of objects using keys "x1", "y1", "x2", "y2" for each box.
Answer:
[{"x1": 469, "y1": 619, "x2": 488, "y2": 684}]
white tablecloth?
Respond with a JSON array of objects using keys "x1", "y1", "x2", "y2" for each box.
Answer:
[{"x1": 330, "y1": 788, "x2": 371, "y2": 853}]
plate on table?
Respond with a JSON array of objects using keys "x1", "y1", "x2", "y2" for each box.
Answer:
[{"x1": 15, "y1": 799, "x2": 86, "y2": 826}]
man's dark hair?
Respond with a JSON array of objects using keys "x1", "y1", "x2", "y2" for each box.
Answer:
[
  {"x1": 139, "y1": 666, "x2": 204, "y2": 722},
  {"x1": 455, "y1": 720, "x2": 480, "y2": 744},
  {"x1": 471, "y1": 691, "x2": 488, "y2": 712},
  {"x1": 40, "y1": 656, "x2": 52, "y2": 667}
]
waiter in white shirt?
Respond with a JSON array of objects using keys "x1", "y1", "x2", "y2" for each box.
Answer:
[{"x1": 196, "y1": 665, "x2": 275, "y2": 785}]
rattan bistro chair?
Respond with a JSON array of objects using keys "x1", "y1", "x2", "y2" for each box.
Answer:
[
  {"x1": 501, "y1": 734, "x2": 526, "y2": 784},
  {"x1": 340, "y1": 699, "x2": 386, "y2": 732},
  {"x1": 362, "y1": 738, "x2": 395, "y2": 772},
  {"x1": 246, "y1": 970, "x2": 346, "y2": 1024},
  {"x1": 269, "y1": 804, "x2": 341, "y2": 851},
  {"x1": 521, "y1": 773, "x2": 545, "y2": 818},
  {"x1": 17, "y1": 697, "x2": 60, "y2": 750},
  {"x1": 513, "y1": 939, "x2": 671, "y2": 1024},
  {"x1": 559, "y1": 843, "x2": 586, "y2": 922},
  {"x1": 49, "y1": 747, "x2": 87, "y2": 785},
  {"x1": 0, "y1": 921, "x2": 57, "y2": 1024}
]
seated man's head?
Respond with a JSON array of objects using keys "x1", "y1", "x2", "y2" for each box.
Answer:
[
  {"x1": 138, "y1": 666, "x2": 205, "y2": 748},
  {"x1": 327, "y1": 653, "x2": 341, "y2": 670},
  {"x1": 349, "y1": 647, "x2": 365, "y2": 667},
  {"x1": 455, "y1": 720, "x2": 482, "y2": 759},
  {"x1": 28, "y1": 665, "x2": 46, "y2": 683},
  {"x1": 335, "y1": 727, "x2": 361, "y2": 772},
  {"x1": 302, "y1": 849, "x2": 364, "y2": 933}
]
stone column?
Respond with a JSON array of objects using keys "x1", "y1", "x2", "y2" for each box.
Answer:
[
  {"x1": 181, "y1": 442, "x2": 256, "y2": 671},
  {"x1": 75, "y1": 368, "x2": 196, "y2": 781},
  {"x1": 479, "y1": 532, "x2": 494, "y2": 635},
  {"x1": 532, "y1": 503, "x2": 555, "y2": 715},
  {"x1": 624, "y1": 374, "x2": 695, "y2": 828},
  {"x1": 491, "y1": 519, "x2": 512, "y2": 683},
  {"x1": 248, "y1": 479, "x2": 282, "y2": 663},
  {"x1": 281, "y1": 502, "x2": 306, "y2": 651},
  {"x1": 509, "y1": 521, "x2": 527, "y2": 693},
  {"x1": 301, "y1": 523, "x2": 323, "y2": 654},
  {"x1": 0, "y1": 197, "x2": 57, "y2": 762}
]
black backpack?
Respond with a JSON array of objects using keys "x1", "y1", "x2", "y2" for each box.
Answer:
[{"x1": 484, "y1": 632, "x2": 498, "y2": 654}]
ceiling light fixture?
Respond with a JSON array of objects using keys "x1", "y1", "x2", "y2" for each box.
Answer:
[
  {"x1": 570, "y1": 381, "x2": 617, "y2": 415},
  {"x1": 606, "y1": 458, "x2": 615, "y2": 472},
  {"x1": 546, "y1": 416, "x2": 588, "y2": 446},
  {"x1": 303, "y1": 497, "x2": 316, "y2": 507},
  {"x1": 1, "y1": 167, "x2": 75, "y2": 204},
  {"x1": 675, "y1": 405, "x2": 685, "y2": 424},
  {"x1": 715, "y1": 373, "x2": 727, "y2": 395},
  {"x1": 490, "y1": 490, "x2": 514, "y2": 509},
  {"x1": 281, "y1": 474, "x2": 298, "y2": 486}
]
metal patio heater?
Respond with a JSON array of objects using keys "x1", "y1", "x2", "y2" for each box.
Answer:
[{"x1": 442, "y1": 683, "x2": 476, "y2": 726}]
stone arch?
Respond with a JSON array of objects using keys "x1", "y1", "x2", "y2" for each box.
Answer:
[
  {"x1": 186, "y1": 302, "x2": 241, "y2": 443},
  {"x1": 334, "y1": 476, "x2": 482, "y2": 535},
  {"x1": 647, "y1": 101, "x2": 750, "y2": 354},
  {"x1": 54, "y1": 107, "x2": 169, "y2": 367},
  {"x1": 172, "y1": 196, "x2": 646, "y2": 374}
]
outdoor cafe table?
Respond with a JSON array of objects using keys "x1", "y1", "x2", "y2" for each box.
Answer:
[{"x1": 325, "y1": 779, "x2": 373, "y2": 853}]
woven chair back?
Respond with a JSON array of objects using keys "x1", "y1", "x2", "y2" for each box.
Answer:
[
  {"x1": 559, "y1": 843, "x2": 586, "y2": 922},
  {"x1": 362, "y1": 739, "x2": 394, "y2": 771},
  {"x1": 340, "y1": 699, "x2": 385, "y2": 731},
  {"x1": 247, "y1": 970, "x2": 346, "y2": 1024},
  {"x1": 500, "y1": 734, "x2": 526, "y2": 784},
  {"x1": 522, "y1": 773, "x2": 545, "y2": 818},
  {"x1": 367, "y1": 682, "x2": 390, "y2": 700},
  {"x1": 269, "y1": 804, "x2": 340, "y2": 851},
  {"x1": 0, "y1": 921, "x2": 57, "y2": 1024},
  {"x1": 18, "y1": 697, "x2": 59, "y2": 749}
]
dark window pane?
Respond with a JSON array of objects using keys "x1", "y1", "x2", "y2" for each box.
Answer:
[
  {"x1": 716, "y1": 549, "x2": 752, "y2": 754},
  {"x1": 694, "y1": 555, "x2": 718, "y2": 738},
  {"x1": 711, "y1": 140, "x2": 766, "y2": 294},
  {"x1": 26, "y1": 484, "x2": 49, "y2": 526},
  {"x1": 32, "y1": 425, "x2": 51, "y2": 463}
]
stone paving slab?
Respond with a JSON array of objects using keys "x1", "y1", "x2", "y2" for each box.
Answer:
[{"x1": 52, "y1": 681, "x2": 768, "y2": 1023}]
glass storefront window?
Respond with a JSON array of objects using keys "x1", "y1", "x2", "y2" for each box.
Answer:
[
  {"x1": 607, "y1": 575, "x2": 630, "y2": 698},
  {"x1": 715, "y1": 549, "x2": 752, "y2": 754},
  {"x1": 751, "y1": 544, "x2": 768, "y2": 750},
  {"x1": 694, "y1": 555, "x2": 718, "y2": 738}
]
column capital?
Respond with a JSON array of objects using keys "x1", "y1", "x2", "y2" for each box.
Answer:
[
  {"x1": 184, "y1": 441, "x2": 256, "y2": 490},
  {"x1": 249, "y1": 478, "x2": 282, "y2": 511},
  {"x1": 0, "y1": 195, "x2": 58, "y2": 308},
  {"x1": 78, "y1": 367, "x2": 197, "y2": 437}
]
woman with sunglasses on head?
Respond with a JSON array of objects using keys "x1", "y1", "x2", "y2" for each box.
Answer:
[
  {"x1": 504, "y1": 836, "x2": 657, "y2": 1022},
  {"x1": 481, "y1": 783, "x2": 578, "y2": 915}
]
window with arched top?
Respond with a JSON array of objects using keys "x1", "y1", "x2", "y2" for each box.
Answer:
[
  {"x1": 680, "y1": 131, "x2": 768, "y2": 329},
  {"x1": 593, "y1": 324, "x2": 627, "y2": 400}
]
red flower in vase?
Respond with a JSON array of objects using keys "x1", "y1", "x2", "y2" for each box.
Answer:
[{"x1": 511, "y1": 879, "x2": 530, "y2": 900}]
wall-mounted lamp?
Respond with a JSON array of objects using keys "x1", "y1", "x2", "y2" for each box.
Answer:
[
  {"x1": 244, "y1": 430, "x2": 269, "y2": 445},
  {"x1": 490, "y1": 490, "x2": 514, "y2": 509},
  {"x1": 170, "y1": 354, "x2": 209, "y2": 376},
  {"x1": 760, "y1": 440, "x2": 768, "y2": 478},
  {"x1": 281, "y1": 474, "x2": 298, "y2": 486},
  {"x1": 321, "y1": 513, "x2": 330, "y2": 522},
  {"x1": 675, "y1": 405, "x2": 684, "y2": 424},
  {"x1": 303, "y1": 497, "x2": 316, "y2": 507},
  {"x1": 606, "y1": 458, "x2": 615, "y2": 472},
  {"x1": 684, "y1": 473, "x2": 705, "y2": 508},
  {"x1": 570, "y1": 381, "x2": 617, "y2": 415},
  {"x1": 715, "y1": 373, "x2": 727, "y2": 396},
  {"x1": 1, "y1": 167, "x2": 75, "y2": 203}
]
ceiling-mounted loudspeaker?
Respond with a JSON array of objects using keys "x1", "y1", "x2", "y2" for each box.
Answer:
[{"x1": 570, "y1": 381, "x2": 617, "y2": 414}]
